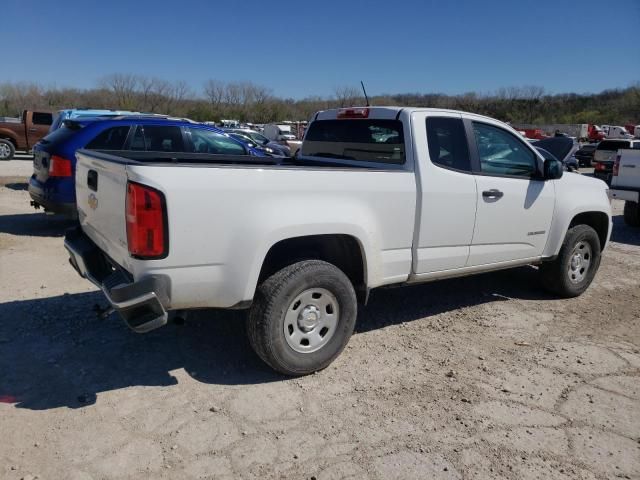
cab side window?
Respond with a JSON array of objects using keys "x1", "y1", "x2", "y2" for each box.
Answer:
[
  {"x1": 426, "y1": 117, "x2": 470, "y2": 171},
  {"x1": 472, "y1": 122, "x2": 537, "y2": 177}
]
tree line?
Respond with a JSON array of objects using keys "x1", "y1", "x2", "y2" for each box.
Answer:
[{"x1": 1, "y1": 74, "x2": 638, "y2": 125}]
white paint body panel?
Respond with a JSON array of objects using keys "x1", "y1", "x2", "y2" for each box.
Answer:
[
  {"x1": 76, "y1": 107, "x2": 612, "y2": 311},
  {"x1": 611, "y1": 149, "x2": 640, "y2": 190}
]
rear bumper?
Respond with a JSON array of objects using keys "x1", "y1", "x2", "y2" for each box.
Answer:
[
  {"x1": 28, "y1": 176, "x2": 76, "y2": 214},
  {"x1": 64, "y1": 227, "x2": 170, "y2": 333},
  {"x1": 608, "y1": 188, "x2": 640, "y2": 203}
]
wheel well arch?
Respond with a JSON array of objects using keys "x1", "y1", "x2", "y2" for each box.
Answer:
[
  {"x1": 569, "y1": 211, "x2": 609, "y2": 250},
  {"x1": 258, "y1": 234, "x2": 368, "y2": 303},
  {"x1": 0, "y1": 135, "x2": 17, "y2": 147}
]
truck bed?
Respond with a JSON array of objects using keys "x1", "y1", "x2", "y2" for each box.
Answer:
[{"x1": 74, "y1": 149, "x2": 417, "y2": 309}]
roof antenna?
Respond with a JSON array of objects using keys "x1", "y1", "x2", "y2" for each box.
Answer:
[{"x1": 360, "y1": 81, "x2": 370, "y2": 107}]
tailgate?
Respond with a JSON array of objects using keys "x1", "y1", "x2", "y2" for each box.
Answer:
[
  {"x1": 612, "y1": 151, "x2": 640, "y2": 189},
  {"x1": 75, "y1": 150, "x2": 131, "y2": 267}
]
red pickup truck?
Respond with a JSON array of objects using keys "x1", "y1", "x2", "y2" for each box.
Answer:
[{"x1": 0, "y1": 110, "x2": 53, "y2": 160}]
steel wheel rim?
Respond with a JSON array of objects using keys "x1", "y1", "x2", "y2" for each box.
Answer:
[
  {"x1": 567, "y1": 240, "x2": 592, "y2": 284},
  {"x1": 0, "y1": 144, "x2": 10, "y2": 159},
  {"x1": 283, "y1": 288, "x2": 339, "y2": 353}
]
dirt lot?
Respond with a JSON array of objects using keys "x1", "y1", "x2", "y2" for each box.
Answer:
[{"x1": 1, "y1": 158, "x2": 639, "y2": 480}]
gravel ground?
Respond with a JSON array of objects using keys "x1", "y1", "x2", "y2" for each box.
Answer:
[{"x1": 1, "y1": 159, "x2": 639, "y2": 480}]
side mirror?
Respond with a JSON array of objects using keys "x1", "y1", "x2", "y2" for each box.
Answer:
[{"x1": 544, "y1": 158, "x2": 564, "y2": 180}]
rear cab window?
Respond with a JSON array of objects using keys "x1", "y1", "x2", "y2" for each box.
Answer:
[
  {"x1": 597, "y1": 140, "x2": 630, "y2": 151},
  {"x1": 38, "y1": 124, "x2": 82, "y2": 146},
  {"x1": 301, "y1": 119, "x2": 405, "y2": 164}
]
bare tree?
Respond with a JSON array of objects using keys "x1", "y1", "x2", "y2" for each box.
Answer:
[
  {"x1": 203, "y1": 79, "x2": 225, "y2": 108},
  {"x1": 140, "y1": 77, "x2": 171, "y2": 112},
  {"x1": 333, "y1": 85, "x2": 362, "y2": 107},
  {"x1": 100, "y1": 73, "x2": 139, "y2": 109}
]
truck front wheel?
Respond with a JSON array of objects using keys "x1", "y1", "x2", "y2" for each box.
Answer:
[
  {"x1": 0, "y1": 139, "x2": 15, "y2": 161},
  {"x1": 623, "y1": 201, "x2": 640, "y2": 227},
  {"x1": 540, "y1": 225, "x2": 601, "y2": 298},
  {"x1": 247, "y1": 260, "x2": 357, "y2": 376}
]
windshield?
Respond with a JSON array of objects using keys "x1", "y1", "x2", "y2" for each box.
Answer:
[{"x1": 301, "y1": 119, "x2": 405, "y2": 164}]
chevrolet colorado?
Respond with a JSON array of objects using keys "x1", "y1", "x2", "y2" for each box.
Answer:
[{"x1": 64, "y1": 107, "x2": 612, "y2": 375}]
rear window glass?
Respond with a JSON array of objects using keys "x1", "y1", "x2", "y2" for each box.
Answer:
[
  {"x1": 86, "y1": 126, "x2": 130, "y2": 150},
  {"x1": 598, "y1": 140, "x2": 630, "y2": 150},
  {"x1": 301, "y1": 119, "x2": 405, "y2": 164},
  {"x1": 38, "y1": 125, "x2": 80, "y2": 145}
]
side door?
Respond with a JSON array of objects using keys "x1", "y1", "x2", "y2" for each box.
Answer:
[
  {"x1": 411, "y1": 112, "x2": 478, "y2": 274},
  {"x1": 27, "y1": 112, "x2": 53, "y2": 148},
  {"x1": 467, "y1": 120, "x2": 555, "y2": 266}
]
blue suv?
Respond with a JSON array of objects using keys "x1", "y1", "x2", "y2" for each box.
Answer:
[{"x1": 29, "y1": 116, "x2": 265, "y2": 214}]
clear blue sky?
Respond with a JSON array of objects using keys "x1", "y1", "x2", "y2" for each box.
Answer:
[{"x1": 4, "y1": 0, "x2": 639, "y2": 99}]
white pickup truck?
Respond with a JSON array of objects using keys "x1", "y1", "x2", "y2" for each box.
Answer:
[
  {"x1": 65, "y1": 107, "x2": 612, "y2": 375},
  {"x1": 609, "y1": 149, "x2": 640, "y2": 226}
]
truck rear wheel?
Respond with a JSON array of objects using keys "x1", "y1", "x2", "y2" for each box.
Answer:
[
  {"x1": 540, "y1": 225, "x2": 601, "y2": 298},
  {"x1": 623, "y1": 201, "x2": 640, "y2": 227},
  {"x1": 247, "y1": 260, "x2": 357, "y2": 376},
  {"x1": 0, "y1": 139, "x2": 15, "y2": 160}
]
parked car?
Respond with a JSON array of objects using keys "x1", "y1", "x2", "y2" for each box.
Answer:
[
  {"x1": 28, "y1": 116, "x2": 265, "y2": 215},
  {"x1": 225, "y1": 128, "x2": 291, "y2": 157},
  {"x1": 609, "y1": 148, "x2": 640, "y2": 226},
  {"x1": 592, "y1": 139, "x2": 640, "y2": 183},
  {"x1": 263, "y1": 123, "x2": 302, "y2": 156},
  {"x1": 64, "y1": 106, "x2": 611, "y2": 375},
  {"x1": 50, "y1": 109, "x2": 143, "y2": 132},
  {"x1": 574, "y1": 143, "x2": 598, "y2": 167},
  {"x1": 532, "y1": 137, "x2": 579, "y2": 172},
  {"x1": 0, "y1": 110, "x2": 53, "y2": 160}
]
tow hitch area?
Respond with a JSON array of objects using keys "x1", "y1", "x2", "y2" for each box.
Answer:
[{"x1": 64, "y1": 227, "x2": 170, "y2": 333}]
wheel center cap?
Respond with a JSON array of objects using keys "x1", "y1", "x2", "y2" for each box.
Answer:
[
  {"x1": 298, "y1": 305, "x2": 320, "y2": 332},
  {"x1": 571, "y1": 254, "x2": 582, "y2": 269}
]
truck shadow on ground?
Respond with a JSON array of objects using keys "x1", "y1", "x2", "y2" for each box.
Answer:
[
  {"x1": 610, "y1": 214, "x2": 640, "y2": 247},
  {"x1": 0, "y1": 266, "x2": 554, "y2": 411},
  {"x1": 0, "y1": 213, "x2": 76, "y2": 237}
]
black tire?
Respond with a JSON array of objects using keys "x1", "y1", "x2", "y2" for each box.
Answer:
[
  {"x1": 0, "y1": 139, "x2": 15, "y2": 161},
  {"x1": 247, "y1": 260, "x2": 357, "y2": 376},
  {"x1": 540, "y1": 225, "x2": 601, "y2": 298},
  {"x1": 623, "y1": 201, "x2": 640, "y2": 227}
]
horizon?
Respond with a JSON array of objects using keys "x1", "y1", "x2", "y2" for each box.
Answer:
[{"x1": 4, "y1": 0, "x2": 639, "y2": 99}]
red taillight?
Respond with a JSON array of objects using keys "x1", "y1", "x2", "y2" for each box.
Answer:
[
  {"x1": 126, "y1": 182, "x2": 167, "y2": 259},
  {"x1": 613, "y1": 154, "x2": 621, "y2": 176},
  {"x1": 48, "y1": 155, "x2": 72, "y2": 177},
  {"x1": 594, "y1": 162, "x2": 605, "y2": 171},
  {"x1": 337, "y1": 107, "x2": 369, "y2": 119}
]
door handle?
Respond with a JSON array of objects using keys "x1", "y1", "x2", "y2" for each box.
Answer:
[
  {"x1": 28, "y1": 128, "x2": 37, "y2": 132},
  {"x1": 482, "y1": 189, "x2": 504, "y2": 199}
]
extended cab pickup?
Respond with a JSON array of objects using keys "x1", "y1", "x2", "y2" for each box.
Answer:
[
  {"x1": 0, "y1": 110, "x2": 53, "y2": 160},
  {"x1": 609, "y1": 149, "x2": 640, "y2": 226},
  {"x1": 65, "y1": 107, "x2": 612, "y2": 375}
]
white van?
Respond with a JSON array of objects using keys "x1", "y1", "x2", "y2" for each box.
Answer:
[
  {"x1": 263, "y1": 124, "x2": 297, "y2": 141},
  {"x1": 604, "y1": 125, "x2": 633, "y2": 139}
]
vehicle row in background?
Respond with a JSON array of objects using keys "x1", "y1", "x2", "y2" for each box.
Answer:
[{"x1": 28, "y1": 116, "x2": 267, "y2": 215}]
